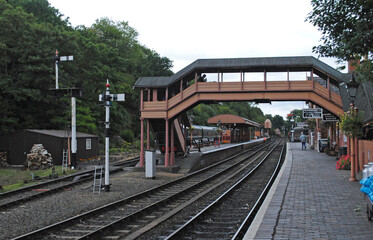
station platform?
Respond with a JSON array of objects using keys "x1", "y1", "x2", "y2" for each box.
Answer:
[
  {"x1": 245, "y1": 142, "x2": 373, "y2": 240},
  {"x1": 174, "y1": 138, "x2": 266, "y2": 173}
]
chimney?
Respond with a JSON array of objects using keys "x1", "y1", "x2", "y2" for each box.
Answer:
[{"x1": 348, "y1": 58, "x2": 360, "y2": 73}]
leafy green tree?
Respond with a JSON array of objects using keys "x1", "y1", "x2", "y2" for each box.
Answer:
[
  {"x1": 0, "y1": 0, "x2": 174, "y2": 145},
  {"x1": 307, "y1": 0, "x2": 373, "y2": 82},
  {"x1": 272, "y1": 114, "x2": 285, "y2": 131},
  {"x1": 190, "y1": 102, "x2": 267, "y2": 126},
  {"x1": 0, "y1": 0, "x2": 75, "y2": 133}
]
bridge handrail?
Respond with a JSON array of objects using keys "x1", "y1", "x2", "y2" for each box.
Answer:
[{"x1": 142, "y1": 80, "x2": 342, "y2": 114}]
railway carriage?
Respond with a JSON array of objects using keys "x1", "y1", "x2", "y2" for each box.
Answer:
[{"x1": 188, "y1": 125, "x2": 219, "y2": 147}]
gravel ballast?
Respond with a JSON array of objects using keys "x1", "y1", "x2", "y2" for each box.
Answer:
[{"x1": 0, "y1": 169, "x2": 183, "y2": 239}]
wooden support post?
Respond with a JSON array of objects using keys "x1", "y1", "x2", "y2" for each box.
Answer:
[
  {"x1": 355, "y1": 137, "x2": 360, "y2": 173},
  {"x1": 165, "y1": 87, "x2": 168, "y2": 110},
  {"x1": 327, "y1": 76, "x2": 331, "y2": 100},
  {"x1": 171, "y1": 121, "x2": 175, "y2": 166},
  {"x1": 241, "y1": 71, "x2": 244, "y2": 90},
  {"x1": 147, "y1": 119, "x2": 150, "y2": 150},
  {"x1": 350, "y1": 137, "x2": 357, "y2": 182},
  {"x1": 140, "y1": 89, "x2": 144, "y2": 111},
  {"x1": 140, "y1": 118, "x2": 145, "y2": 167},
  {"x1": 153, "y1": 89, "x2": 158, "y2": 101},
  {"x1": 165, "y1": 119, "x2": 169, "y2": 167},
  {"x1": 195, "y1": 72, "x2": 198, "y2": 92},
  {"x1": 180, "y1": 79, "x2": 183, "y2": 100}
]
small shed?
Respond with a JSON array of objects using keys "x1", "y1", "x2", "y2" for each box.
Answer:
[{"x1": 0, "y1": 129, "x2": 99, "y2": 166}]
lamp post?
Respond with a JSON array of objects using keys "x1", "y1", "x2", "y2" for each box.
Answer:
[
  {"x1": 290, "y1": 117, "x2": 295, "y2": 142},
  {"x1": 346, "y1": 73, "x2": 360, "y2": 182},
  {"x1": 347, "y1": 74, "x2": 359, "y2": 105},
  {"x1": 217, "y1": 119, "x2": 221, "y2": 147}
]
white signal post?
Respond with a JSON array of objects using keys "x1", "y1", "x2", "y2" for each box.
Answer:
[
  {"x1": 54, "y1": 50, "x2": 76, "y2": 167},
  {"x1": 99, "y1": 80, "x2": 125, "y2": 192}
]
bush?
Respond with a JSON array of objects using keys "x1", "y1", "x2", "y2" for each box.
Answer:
[{"x1": 121, "y1": 129, "x2": 134, "y2": 142}]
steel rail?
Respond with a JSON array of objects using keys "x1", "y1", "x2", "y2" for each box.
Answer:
[
  {"x1": 163, "y1": 140, "x2": 284, "y2": 239},
  {"x1": 13, "y1": 141, "x2": 273, "y2": 240},
  {"x1": 0, "y1": 158, "x2": 139, "y2": 210},
  {"x1": 77, "y1": 141, "x2": 278, "y2": 239},
  {"x1": 232, "y1": 142, "x2": 286, "y2": 239}
]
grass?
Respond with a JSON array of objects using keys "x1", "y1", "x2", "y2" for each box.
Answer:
[{"x1": 0, "y1": 166, "x2": 77, "y2": 193}]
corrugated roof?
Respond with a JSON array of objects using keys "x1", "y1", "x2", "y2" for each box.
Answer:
[
  {"x1": 134, "y1": 56, "x2": 349, "y2": 88},
  {"x1": 26, "y1": 129, "x2": 97, "y2": 138}
]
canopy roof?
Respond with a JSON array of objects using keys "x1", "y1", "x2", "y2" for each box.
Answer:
[
  {"x1": 207, "y1": 114, "x2": 261, "y2": 128},
  {"x1": 134, "y1": 56, "x2": 349, "y2": 88}
]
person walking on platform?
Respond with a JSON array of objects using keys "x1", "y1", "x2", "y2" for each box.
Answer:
[{"x1": 300, "y1": 132, "x2": 307, "y2": 150}]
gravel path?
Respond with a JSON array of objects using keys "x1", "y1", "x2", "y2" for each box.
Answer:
[{"x1": 0, "y1": 169, "x2": 183, "y2": 239}]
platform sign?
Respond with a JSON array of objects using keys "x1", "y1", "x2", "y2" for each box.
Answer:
[
  {"x1": 303, "y1": 108, "x2": 322, "y2": 119},
  {"x1": 323, "y1": 113, "x2": 339, "y2": 122}
]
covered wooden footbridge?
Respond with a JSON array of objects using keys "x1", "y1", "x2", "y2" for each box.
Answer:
[{"x1": 134, "y1": 56, "x2": 350, "y2": 167}]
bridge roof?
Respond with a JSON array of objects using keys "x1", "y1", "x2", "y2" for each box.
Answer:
[{"x1": 134, "y1": 56, "x2": 349, "y2": 88}]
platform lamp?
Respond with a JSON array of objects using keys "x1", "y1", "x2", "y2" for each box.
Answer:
[
  {"x1": 217, "y1": 119, "x2": 221, "y2": 147},
  {"x1": 346, "y1": 73, "x2": 360, "y2": 182},
  {"x1": 347, "y1": 73, "x2": 359, "y2": 105}
]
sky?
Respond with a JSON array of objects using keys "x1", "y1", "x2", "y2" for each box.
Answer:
[{"x1": 48, "y1": 0, "x2": 345, "y2": 119}]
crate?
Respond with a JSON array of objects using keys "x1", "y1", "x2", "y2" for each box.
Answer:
[{"x1": 364, "y1": 194, "x2": 373, "y2": 221}]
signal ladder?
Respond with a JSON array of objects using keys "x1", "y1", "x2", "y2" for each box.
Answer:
[
  {"x1": 62, "y1": 149, "x2": 68, "y2": 172},
  {"x1": 93, "y1": 165, "x2": 103, "y2": 194}
]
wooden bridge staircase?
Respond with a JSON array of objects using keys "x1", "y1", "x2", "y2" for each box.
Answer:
[{"x1": 149, "y1": 112, "x2": 189, "y2": 153}]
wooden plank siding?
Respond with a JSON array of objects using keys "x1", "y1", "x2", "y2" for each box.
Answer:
[{"x1": 141, "y1": 80, "x2": 343, "y2": 119}]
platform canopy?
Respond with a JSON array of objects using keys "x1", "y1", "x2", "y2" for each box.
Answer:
[{"x1": 207, "y1": 114, "x2": 261, "y2": 128}]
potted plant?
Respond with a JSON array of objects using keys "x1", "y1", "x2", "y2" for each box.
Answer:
[
  {"x1": 339, "y1": 106, "x2": 364, "y2": 138},
  {"x1": 336, "y1": 155, "x2": 351, "y2": 170}
]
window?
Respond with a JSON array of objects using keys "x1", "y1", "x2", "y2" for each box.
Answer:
[{"x1": 86, "y1": 139, "x2": 91, "y2": 150}]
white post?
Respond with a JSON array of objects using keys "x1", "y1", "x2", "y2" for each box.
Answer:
[
  {"x1": 55, "y1": 50, "x2": 59, "y2": 89},
  {"x1": 71, "y1": 96, "x2": 77, "y2": 168},
  {"x1": 98, "y1": 79, "x2": 125, "y2": 192},
  {"x1": 104, "y1": 80, "x2": 111, "y2": 192},
  {"x1": 55, "y1": 61, "x2": 59, "y2": 89}
]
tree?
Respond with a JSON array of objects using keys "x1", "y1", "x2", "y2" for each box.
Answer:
[
  {"x1": 0, "y1": 0, "x2": 174, "y2": 145},
  {"x1": 0, "y1": 0, "x2": 75, "y2": 133},
  {"x1": 307, "y1": 0, "x2": 373, "y2": 81},
  {"x1": 272, "y1": 115, "x2": 285, "y2": 131},
  {"x1": 189, "y1": 102, "x2": 267, "y2": 126}
]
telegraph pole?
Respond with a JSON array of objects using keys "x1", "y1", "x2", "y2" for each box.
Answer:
[{"x1": 99, "y1": 80, "x2": 125, "y2": 192}]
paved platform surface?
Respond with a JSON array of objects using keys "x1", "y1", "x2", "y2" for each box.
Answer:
[
  {"x1": 173, "y1": 138, "x2": 265, "y2": 173},
  {"x1": 245, "y1": 142, "x2": 373, "y2": 240}
]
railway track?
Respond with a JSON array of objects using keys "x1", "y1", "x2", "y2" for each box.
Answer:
[
  {"x1": 0, "y1": 158, "x2": 139, "y2": 211},
  {"x1": 163, "y1": 140, "x2": 285, "y2": 239},
  {"x1": 13, "y1": 140, "x2": 283, "y2": 240}
]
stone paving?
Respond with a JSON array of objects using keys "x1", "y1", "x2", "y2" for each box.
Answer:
[{"x1": 250, "y1": 142, "x2": 373, "y2": 240}]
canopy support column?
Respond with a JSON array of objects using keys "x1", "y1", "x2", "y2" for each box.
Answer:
[
  {"x1": 171, "y1": 121, "x2": 175, "y2": 166},
  {"x1": 165, "y1": 119, "x2": 169, "y2": 167},
  {"x1": 140, "y1": 118, "x2": 145, "y2": 167}
]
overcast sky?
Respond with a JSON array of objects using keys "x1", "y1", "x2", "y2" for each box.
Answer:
[{"x1": 48, "y1": 0, "x2": 345, "y2": 119}]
